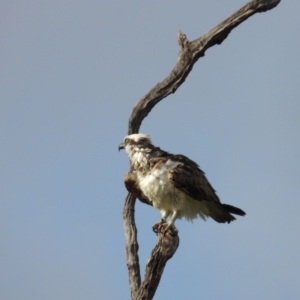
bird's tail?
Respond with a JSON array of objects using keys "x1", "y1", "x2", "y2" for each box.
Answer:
[
  {"x1": 221, "y1": 204, "x2": 246, "y2": 216},
  {"x1": 206, "y1": 202, "x2": 246, "y2": 224}
]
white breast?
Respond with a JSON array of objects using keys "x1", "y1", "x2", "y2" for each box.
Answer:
[
  {"x1": 138, "y1": 160, "x2": 182, "y2": 211},
  {"x1": 127, "y1": 148, "x2": 149, "y2": 171}
]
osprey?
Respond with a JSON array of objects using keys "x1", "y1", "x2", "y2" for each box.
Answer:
[{"x1": 119, "y1": 133, "x2": 245, "y2": 232}]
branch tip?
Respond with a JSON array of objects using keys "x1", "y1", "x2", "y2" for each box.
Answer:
[{"x1": 177, "y1": 30, "x2": 189, "y2": 49}]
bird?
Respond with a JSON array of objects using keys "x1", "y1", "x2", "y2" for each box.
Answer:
[{"x1": 119, "y1": 133, "x2": 245, "y2": 233}]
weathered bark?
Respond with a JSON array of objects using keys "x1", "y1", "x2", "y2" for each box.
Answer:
[
  {"x1": 122, "y1": 1, "x2": 280, "y2": 299},
  {"x1": 123, "y1": 193, "x2": 141, "y2": 299},
  {"x1": 127, "y1": 0, "x2": 281, "y2": 135},
  {"x1": 136, "y1": 228, "x2": 179, "y2": 300}
]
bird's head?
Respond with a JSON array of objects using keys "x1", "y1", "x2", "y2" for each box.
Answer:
[{"x1": 118, "y1": 133, "x2": 152, "y2": 153}]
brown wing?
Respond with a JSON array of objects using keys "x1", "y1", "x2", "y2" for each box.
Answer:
[
  {"x1": 168, "y1": 155, "x2": 246, "y2": 220},
  {"x1": 168, "y1": 155, "x2": 221, "y2": 203},
  {"x1": 124, "y1": 171, "x2": 152, "y2": 206}
]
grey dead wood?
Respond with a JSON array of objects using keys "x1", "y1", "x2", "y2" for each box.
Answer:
[
  {"x1": 135, "y1": 228, "x2": 179, "y2": 300},
  {"x1": 122, "y1": 1, "x2": 280, "y2": 299}
]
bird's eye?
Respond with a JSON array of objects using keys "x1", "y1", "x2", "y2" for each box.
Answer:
[{"x1": 125, "y1": 138, "x2": 129, "y2": 143}]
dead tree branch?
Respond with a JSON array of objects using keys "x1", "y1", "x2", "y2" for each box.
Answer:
[
  {"x1": 127, "y1": 0, "x2": 280, "y2": 135},
  {"x1": 136, "y1": 229, "x2": 179, "y2": 300},
  {"x1": 122, "y1": 1, "x2": 280, "y2": 299}
]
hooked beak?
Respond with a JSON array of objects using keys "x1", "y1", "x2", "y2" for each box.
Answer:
[{"x1": 118, "y1": 142, "x2": 125, "y2": 151}]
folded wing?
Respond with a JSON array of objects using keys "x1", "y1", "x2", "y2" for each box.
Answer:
[{"x1": 168, "y1": 155, "x2": 246, "y2": 223}]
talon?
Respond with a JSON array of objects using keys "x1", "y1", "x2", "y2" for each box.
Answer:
[
  {"x1": 152, "y1": 219, "x2": 165, "y2": 233},
  {"x1": 172, "y1": 227, "x2": 179, "y2": 234},
  {"x1": 152, "y1": 219, "x2": 178, "y2": 235},
  {"x1": 162, "y1": 222, "x2": 179, "y2": 234},
  {"x1": 152, "y1": 219, "x2": 167, "y2": 234},
  {"x1": 152, "y1": 223, "x2": 159, "y2": 234}
]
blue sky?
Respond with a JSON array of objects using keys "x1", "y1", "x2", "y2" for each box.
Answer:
[{"x1": 1, "y1": 1, "x2": 300, "y2": 299}]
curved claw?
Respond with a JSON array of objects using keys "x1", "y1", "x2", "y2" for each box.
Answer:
[
  {"x1": 152, "y1": 219, "x2": 178, "y2": 235},
  {"x1": 152, "y1": 218, "x2": 166, "y2": 234}
]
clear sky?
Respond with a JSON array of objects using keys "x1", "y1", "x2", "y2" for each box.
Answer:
[{"x1": 1, "y1": 1, "x2": 300, "y2": 299}]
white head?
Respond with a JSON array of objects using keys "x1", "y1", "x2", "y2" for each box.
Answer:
[
  {"x1": 118, "y1": 133, "x2": 152, "y2": 152},
  {"x1": 119, "y1": 133, "x2": 153, "y2": 170}
]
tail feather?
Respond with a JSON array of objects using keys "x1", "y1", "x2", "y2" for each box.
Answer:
[
  {"x1": 221, "y1": 204, "x2": 246, "y2": 216},
  {"x1": 205, "y1": 202, "x2": 246, "y2": 224}
]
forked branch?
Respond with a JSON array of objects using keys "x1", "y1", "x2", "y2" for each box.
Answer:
[
  {"x1": 123, "y1": 1, "x2": 280, "y2": 299},
  {"x1": 127, "y1": 0, "x2": 280, "y2": 135}
]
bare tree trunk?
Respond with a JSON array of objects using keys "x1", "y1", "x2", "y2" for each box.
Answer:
[
  {"x1": 123, "y1": 1, "x2": 280, "y2": 299},
  {"x1": 135, "y1": 229, "x2": 179, "y2": 300}
]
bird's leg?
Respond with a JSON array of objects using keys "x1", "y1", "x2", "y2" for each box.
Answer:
[
  {"x1": 163, "y1": 210, "x2": 179, "y2": 233},
  {"x1": 152, "y1": 211, "x2": 170, "y2": 233},
  {"x1": 162, "y1": 187, "x2": 180, "y2": 233}
]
